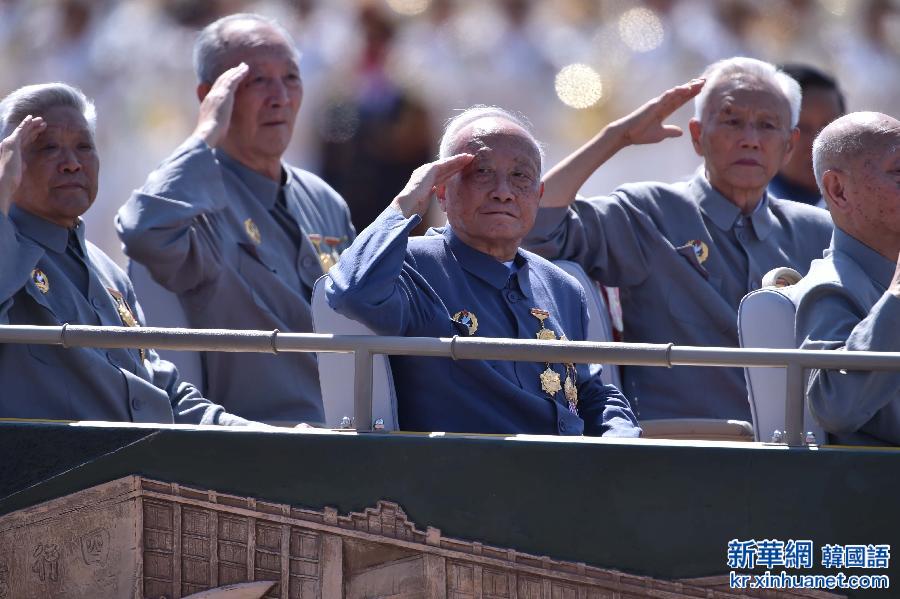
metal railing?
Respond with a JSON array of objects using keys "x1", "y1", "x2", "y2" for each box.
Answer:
[{"x1": 3, "y1": 323, "x2": 900, "y2": 445}]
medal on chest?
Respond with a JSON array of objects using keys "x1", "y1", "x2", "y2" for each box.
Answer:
[
  {"x1": 452, "y1": 310, "x2": 478, "y2": 335},
  {"x1": 531, "y1": 307, "x2": 578, "y2": 414},
  {"x1": 244, "y1": 218, "x2": 262, "y2": 245},
  {"x1": 107, "y1": 288, "x2": 146, "y2": 361},
  {"x1": 308, "y1": 233, "x2": 335, "y2": 272},
  {"x1": 32, "y1": 269, "x2": 50, "y2": 294}
]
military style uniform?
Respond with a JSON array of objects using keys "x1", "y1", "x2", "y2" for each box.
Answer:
[
  {"x1": 0, "y1": 206, "x2": 244, "y2": 424},
  {"x1": 792, "y1": 228, "x2": 900, "y2": 446},
  {"x1": 116, "y1": 137, "x2": 356, "y2": 424},
  {"x1": 326, "y1": 208, "x2": 640, "y2": 437},
  {"x1": 525, "y1": 171, "x2": 833, "y2": 421}
]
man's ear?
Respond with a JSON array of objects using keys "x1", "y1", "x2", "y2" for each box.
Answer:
[
  {"x1": 688, "y1": 119, "x2": 703, "y2": 157},
  {"x1": 435, "y1": 184, "x2": 448, "y2": 213},
  {"x1": 821, "y1": 169, "x2": 849, "y2": 215},
  {"x1": 539, "y1": 181, "x2": 545, "y2": 199},
  {"x1": 780, "y1": 127, "x2": 800, "y2": 168},
  {"x1": 197, "y1": 82, "x2": 212, "y2": 103}
]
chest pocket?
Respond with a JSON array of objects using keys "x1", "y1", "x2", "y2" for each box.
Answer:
[
  {"x1": 236, "y1": 243, "x2": 280, "y2": 316},
  {"x1": 664, "y1": 245, "x2": 727, "y2": 330}
]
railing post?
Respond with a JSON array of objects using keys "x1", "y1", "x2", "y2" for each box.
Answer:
[
  {"x1": 353, "y1": 349, "x2": 374, "y2": 432},
  {"x1": 784, "y1": 363, "x2": 805, "y2": 446}
]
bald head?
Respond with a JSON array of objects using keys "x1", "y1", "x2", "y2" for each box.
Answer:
[
  {"x1": 813, "y1": 112, "x2": 900, "y2": 192},
  {"x1": 439, "y1": 106, "x2": 543, "y2": 166}
]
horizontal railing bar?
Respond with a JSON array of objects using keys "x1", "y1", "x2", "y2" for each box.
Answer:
[{"x1": 2, "y1": 324, "x2": 900, "y2": 372}]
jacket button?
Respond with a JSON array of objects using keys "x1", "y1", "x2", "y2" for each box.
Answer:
[
  {"x1": 558, "y1": 419, "x2": 567, "y2": 432},
  {"x1": 131, "y1": 397, "x2": 141, "y2": 411},
  {"x1": 301, "y1": 256, "x2": 316, "y2": 269}
]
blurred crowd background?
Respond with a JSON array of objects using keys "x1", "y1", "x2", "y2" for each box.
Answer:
[{"x1": 1, "y1": 0, "x2": 899, "y2": 265}]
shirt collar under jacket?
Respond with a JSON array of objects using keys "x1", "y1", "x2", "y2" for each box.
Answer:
[
  {"x1": 439, "y1": 225, "x2": 532, "y2": 298},
  {"x1": 214, "y1": 148, "x2": 290, "y2": 211},
  {"x1": 9, "y1": 204, "x2": 86, "y2": 255},
  {"x1": 832, "y1": 227, "x2": 896, "y2": 291},
  {"x1": 694, "y1": 170, "x2": 776, "y2": 240}
]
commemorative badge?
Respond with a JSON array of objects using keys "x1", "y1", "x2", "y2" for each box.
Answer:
[
  {"x1": 244, "y1": 218, "x2": 261, "y2": 245},
  {"x1": 540, "y1": 366, "x2": 562, "y2": 396},
  {"x1": 564, "y1": 363, "x2": 578, "y2": 414},
  {"x1": 530, "y1": 308, "x2": 557, "y2": 341},
  {"x1": 308, "y1": 233, "x2": 335, "y2": 272},
  {"x1": 32, "y1": 269, "x2": 49, "y2": 294},
  {"x1": 108, "y1": 288, "x2": 146, "y2": 361},
  {"x1": 686, "y1": 239, "x2": 709, "y2": 264},
  {"x1": 452, "y1": 310, "x2": 478, "y2": 335}
]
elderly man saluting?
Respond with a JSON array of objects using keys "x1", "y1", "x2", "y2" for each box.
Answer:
[
  {"x1": 793, "y1": 112, "x2": 900, "y2": 446},
  {"x1": 526, "y1": 57, "x2": 833, "y2": 422},
  {"x1": 0, "y1": 83, "x2": 249, "y2": 425},
  {"x1": 326, "y1": 108, "x2": 640, "y2": 437},
  {"x1": 117, "y1": 14, "x2": 355, "y2": 426}
]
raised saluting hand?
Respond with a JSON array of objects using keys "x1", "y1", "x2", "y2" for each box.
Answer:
[
  {"x1": 192, "y1": 62, "x2": 250, "y2": 148},
  {"x1": 391, "y1": 153, "x2": 475, "y2": 219},
  {"x1": 0, "y1": 115, "x2": 46, "y2": 216}
]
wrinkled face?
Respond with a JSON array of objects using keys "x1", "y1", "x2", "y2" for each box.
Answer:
[
  {"x1": 692, "y1": 77, "x2": 795, "y2": 196},
  {"x1": 844, "y1": 128, "x2": 900, "y2": 238},
  {"x1": 217, "y1": 23, "x2": 302, "y2": 164},
  {"x1": 782, "y1": 87, "x2": 844, "y2": 185},
  {"x1": 439, "y1": 120, "x2": 542, "y2": 255},
  {"x1": 16, "y1": 105, "x2": 98, "y2": 227}
]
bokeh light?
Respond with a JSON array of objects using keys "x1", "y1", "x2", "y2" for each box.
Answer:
[
  {"x1": 819, "y1": 0, "x2": 848, "y2": 17},
  {"x1": 555, "y1": 64, "x2": 604, "y2": 109},
  {"x1": 617, "y1": 7, "x2": 665, "y2": 53},
  {"x1": 386, "y1": 0, "x2": 431, "y2": 17}
]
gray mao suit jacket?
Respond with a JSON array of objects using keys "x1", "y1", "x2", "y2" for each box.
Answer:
[
  {"x1": 117, "y1": 137, "x2": 355, "y2": 424},
  {"x1": 525, "y1": 172, "x2": 832, "y2": 421},
  {"x1": 1, "y1": 206, "x2": 245, "y2": 425},
  {"x1": 792, "y1": 228, "x2": 900, "y2": 446}
]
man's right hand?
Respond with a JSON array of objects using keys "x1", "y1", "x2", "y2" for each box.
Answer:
[
  {"x1": 391, "y1": 153, "x2": 474, "y2": 219},
  {"x1": 0, "y1": 115, "x2": 45, "y2": 217},
  {"x1": 610, "y1": 78, "x2": 705, "y2": 148},
  {"x1": 192, "y1": 63, "x2": 249, "y2": 148}
]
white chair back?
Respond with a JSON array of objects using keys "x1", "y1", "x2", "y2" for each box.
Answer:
[
  {"x1": 128, "y1": 261, "x2": 205, "y2": 391},
  {"x1": 311, "y1": 276, "x2": 399, "y2": 431},
  {"x1": 738, "y1": 272, "x2": 825, "y2": 443},
  {"x1": 552, "y1": 260, "x2": 622, "y2": 389}
]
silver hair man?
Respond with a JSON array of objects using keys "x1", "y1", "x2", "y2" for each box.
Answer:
[
  {"x1": 693, "y1": 57, "x2": 802, "y2": 127},
  {"x1": 192, "y1": 12, "x2": 300, "y2": 85},
  {"x1": 0, "y1": 82, "x2": 96, "y2": 138},
  {"x1": 438, "y1": 105, "x2": 544, "y2": 164}
]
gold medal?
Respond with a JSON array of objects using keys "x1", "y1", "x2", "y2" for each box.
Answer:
[
  {"x1": 324, "y1": 236, "x2": 342, "y2": 265},
  {"x1": 32, "y1": 269, "x2": 49, "y2": 293},
  {"x1": 564, "y1": 364, "x2": 578, "y2": 411},
  {"x1": 687, "y1": 239, "x2": 709, "y2": 264},
  {"x1": 244, "y1": 218, "x2": 261, "y2": 245},
  {"x1": 540, "y1": 367, "x2": 562, "y2": 396},
  {"x1": 108, "y1": 288, "x2": 146, "y2": 361},
  {"x1": 308, "y1": 233, "x2": 335, "y2": 273},
  {"x1": 452, "y1": 310, "x2": 478, "y2": 335},
  {"x1": 530, "y1": 307, "x2": 556, "y2": 341}
]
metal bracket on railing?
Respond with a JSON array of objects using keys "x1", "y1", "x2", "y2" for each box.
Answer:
[
  {"x1": 353, "y1": 350, "x2": 374, "y2": 432},
  {"x1": 784, "y1": 363, "x2": 805, "y2": 446}
]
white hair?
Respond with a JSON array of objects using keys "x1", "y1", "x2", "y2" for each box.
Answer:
[
  {"x1": 0, "y1": 82, "x2": 96, "y2": 138},
  {"x1": 193, "y1": 13, "x2": 299, "y2": 84},
  {"x1": 438, "y1": 105, "x2": 544, "y2": 165},
  {"x1": 693, "y1": 57, "x2": 802, "y2": 128},
  {"x1": 812, "y1": 111, "x2": 899, "y2": 192}
]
